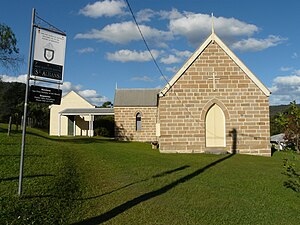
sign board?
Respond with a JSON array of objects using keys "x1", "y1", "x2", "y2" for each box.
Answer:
[
  {"x1": 29, "y1": 85, "x2": 62, "y2": 104},
  {"x1": 32, "y1": 28, "x2": 66, "y2": 80}
]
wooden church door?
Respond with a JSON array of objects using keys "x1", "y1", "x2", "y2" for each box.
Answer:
[{"x1": 205, "y1": 104, "x2": 226, "y2": 147}]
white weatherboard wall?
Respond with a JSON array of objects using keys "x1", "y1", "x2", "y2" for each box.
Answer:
[{"x1": 49, "y1": 91, "x2": 95, "y2": 136}]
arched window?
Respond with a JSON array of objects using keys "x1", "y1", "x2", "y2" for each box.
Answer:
[{"x1": 136, "y1": 112, "x2": 142, "y2": 131}]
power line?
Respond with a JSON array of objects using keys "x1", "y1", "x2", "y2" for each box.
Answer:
[
  {"x1": 124, "y1": 0, "x2": 169, "y2": 85},
  {"x1": 124, "y1": 2, "x2": 263, "y2": 142},
  {"x1": 125, "y1": 0, "x2": 204, "y2": 126}
]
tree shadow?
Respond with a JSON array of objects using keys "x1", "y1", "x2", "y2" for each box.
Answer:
[
  {"x1": 71, "y1": 154, "x2": 234, "y2": 225},
  {"x1": 0, "y1": 154, "x2": 44, "y2": 157},
  {"x1": 0, "y1": 174, "x2": 54, "y2": 182},
  {"x1": 26, "y1": 131, "x2": 128, "y2": 145},
  {"x1": 229, "y1": 128, "x2": 237, "y2": 154},
  {"x1": 21, "y1": 194, "x2": 53, "y2": 199},
  {"x1": 77, "y1": 165, "x2": 190, "y2": 201},
  {"x1": 0, "y1": 127, "x2": 6, "y2": 133},
  {"x1": 114, "y1": 123, "x2": 134, "y2": 141}
]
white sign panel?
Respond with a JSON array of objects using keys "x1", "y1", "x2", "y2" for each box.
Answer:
[{"x1": 32, "y1": 28, "x2": 66, "y2": 80}]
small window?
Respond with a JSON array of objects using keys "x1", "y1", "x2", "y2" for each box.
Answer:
[{"x1": 136, "y1": 112, "x2": 142, "y2": 131}]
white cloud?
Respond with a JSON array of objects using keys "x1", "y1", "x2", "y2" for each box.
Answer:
[
  {"x1": 79, "y1": 0, "x2": 126, "y2": 18},
  {"x1": 280, "y1": 66, "x2": 293, "y2": 72},
  {"x1": 292, "y1": 52, "x2": 298, "y2": 59},
  {"x1": 89, "y1": 96, "x2": 110, "y2": 105},
  {"x1": 169, "y1": 13, "x2": 258, "y2": 46},
  {"x1": 136, "y1": 9, "x2": 156, "y2": 22},
  {"x1": 61, "y1": 81, "x2": 82, "y2": 93},
  {"x1": 165, "y1": 67, "x2": 178, "y2": 73},
  {"x1": 160, "y1": 54, "x2": 181, "y2": 64},
  {"x1": 0, "y1": 74, "x2": 27, "y2": 83},
  {"x1": 172, "y1": 49, "x2": 192, "y2": 58},
  {"x1": 78, "y1": 89, "x2": 98, "y2": 98},
  {"x1": 159, "y1": 49, "x2": 192, "y2": 65},
  {"x1": 77, "y1": 47, "x2": 95, "y2": 54},
  {"x1": 131, "y1": 75, "x2": 153, "y2": 82},
  {"x1": 159, "y1": 75, "x2": 169, "y2": 81},
  {"x1": 273, "y1": 75, "x2": 300, "y2": 85},
  {"x1": 159, "y1": 8, "x2": 183, "y2": 20},
  {"x1": 74, "y1": 21, "x2": 172, "y2": 45},
  {"x1": 62, "y1": 83, "x2": 109, "y2": 106},
  {"x1": 106, "y1": 49, "x2": 160, "y2": 62},
  {"x1": 269, "y1": 75, "x2": 300, "y2": 105},
  {"x1": 293, "y1": 70, "x2": 300, "y2": 75},
  {"x1": 231, "y1": 35, "x2": 287, "y2": 52}
]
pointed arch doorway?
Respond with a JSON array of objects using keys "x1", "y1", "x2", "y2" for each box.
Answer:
[{"x1": 205, "y1": 104, "x2": 226, "y2": 147}]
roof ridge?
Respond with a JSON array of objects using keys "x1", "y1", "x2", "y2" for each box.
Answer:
[{"x1": 116, "y1": 88, "x2": 160, "y2": 90}]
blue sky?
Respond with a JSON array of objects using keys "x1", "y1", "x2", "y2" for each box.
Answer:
[{"x1": 0, "y1": 0, "x2": 299, "y2": 106}]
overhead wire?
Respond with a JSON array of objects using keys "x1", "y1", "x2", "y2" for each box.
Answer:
[
  {"x1": 124, "y1": 0, "x2": 202, "y2": 126},
  {"x1": 124, "y1": 0, "x2": 169, "y2": 85},
  {"x1": 124, "y1": 1, "x2": 262, "y2": 142}
]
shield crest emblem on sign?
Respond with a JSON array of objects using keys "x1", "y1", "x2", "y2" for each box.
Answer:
[{"x1": 44, "y1": 48, "x2": 54, "y2": 62}]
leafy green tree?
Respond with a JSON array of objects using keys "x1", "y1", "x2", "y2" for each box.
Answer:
[
  {"x1": 283, "y1": 158, "x2": 300, "y2": 193},
  {"x1": 94, "y1": 115, "x2": 114, "y2": 137},
  {"x1": 0, "y1": 23, "x2": 22, "y2": 70},
  {"x1": 270, "y1": 114, "x2": 284, "y2": 135},
  {"x1": 0, "y1": 81, "x2": 50, "y2": 129},
  {"x1": 27, "y1": 102, "x2": 50, "y2": 129},
  {"x1": 100, "y1": 101, "x2": 113, "y2": 108},
  {"x1": 0, "y1": 81, "x2": 25, "y2": 127},
  {"x1": 275, "y1": 101, "x2": 300, "y2": 153}
]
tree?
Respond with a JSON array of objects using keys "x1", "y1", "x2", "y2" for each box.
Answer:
[
  {"x1": 0, "y1": 81, "x2": 50, "y2": 130},
  {"x1": 0, "y1": 23, "x2": 22, "y2": 70},
  {"x1": 270, "y1": 114, "x2": 284, "y2": 135},
  {"x1": 100, "y1": 101, "x2": 113, "y2": 108},
  {"x1": 275, "y1": 101, "x2": 300, "y2": 153},
  {"x1": 0, "y1": 81, "x2": 25, "y2": 127}
]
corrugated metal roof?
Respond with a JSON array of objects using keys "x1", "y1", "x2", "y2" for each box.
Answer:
[
  {"x1": 270, "y1": 133, "x2": 285, "y2": 143},
  {"x1": 59, "y1": 108, "x2": 114, "y2": 115},
  {"x1": 114, "y1": 88, "x2": 160, "y2": 107}
]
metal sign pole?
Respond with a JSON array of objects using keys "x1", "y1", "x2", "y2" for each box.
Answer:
[{"x1": 18, "y1": 8, "x2": 35, "y2": 196}]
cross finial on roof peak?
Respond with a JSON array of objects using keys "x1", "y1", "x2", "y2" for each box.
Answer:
[{"x1": 211, "y1": 13, "x2": 215, "y2": 34}]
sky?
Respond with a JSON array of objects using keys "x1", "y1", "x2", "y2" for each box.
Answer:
[{"x1": 0, "y1": 0, "x2": 300, "y2": 106}]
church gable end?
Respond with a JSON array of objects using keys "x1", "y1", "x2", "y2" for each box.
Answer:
[{"x1": 158, "y1": 34, "x2": 271, "y2": 156}]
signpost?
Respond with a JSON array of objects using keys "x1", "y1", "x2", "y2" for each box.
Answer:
[
  {"x1": 29, "y1": 85, "x2": 62, "y2": 104},
  {"x1": 32, "y1": 28, "x2": 66, "y2": 80},
  {"x1": 18, "y1": 8, "x2": 66, "y2": 196}
]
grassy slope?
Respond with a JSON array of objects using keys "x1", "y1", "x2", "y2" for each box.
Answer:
[{"x1": 0, "y1": 124, "x2": 299, "y2": 225}]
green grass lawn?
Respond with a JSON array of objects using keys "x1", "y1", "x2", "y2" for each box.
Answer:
[{"x1": 1, "y1": 123, "x2": 300, "y2": 225}]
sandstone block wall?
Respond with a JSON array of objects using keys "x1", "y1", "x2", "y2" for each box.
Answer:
[
  {"x1": 114, "y1": 107, "x2": 158, "y2": 142},
  {"x1": 158, "y1": 42, "x2": 271, "y2": 156}
]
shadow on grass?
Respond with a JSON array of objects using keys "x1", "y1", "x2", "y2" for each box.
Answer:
[
  {"x1": 0, "y1": 126, "x2": 8, "y2": 133},
  {"x1": 0, "y1": 174, "x2": 55, "y2": 182},
  {"x1": 26, "y1": 130, "x2": 127, "y2": 145},
  {"x1": 78, "y1": 165, "x2": 190, "y2": 201},
  {"x1": 2, "y1": 124, "x2": 137, "y2": 145},
  {"x1": 71, "y1": 154, "x2": 235, "y2": 225},
  {"x1": 0, "y1": 154, "x2": 44, "y2": 157},
  {"x1": 21, "y1": 194, "x2": 53, "y2": 199},
  {"x1": 0, "y1": 126, "x2": 22, "y2": 134}
]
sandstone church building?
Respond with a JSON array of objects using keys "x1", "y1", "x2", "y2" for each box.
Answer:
[{"x1": 114, "y1": 31, "x2": 271, "y2": 156}]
